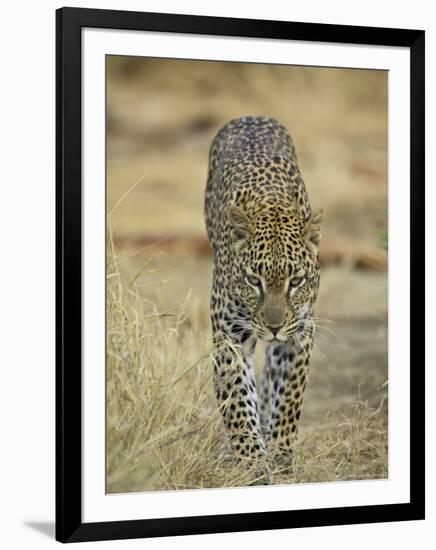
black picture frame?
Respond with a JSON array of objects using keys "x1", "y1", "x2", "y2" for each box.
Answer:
[{"x1": 56, "y1": 6, "x2": 425, "y2": 543}]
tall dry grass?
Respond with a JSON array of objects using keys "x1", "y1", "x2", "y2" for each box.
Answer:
[{"x1": 106, "y1": 240, "x2": 388, "y2": 494}]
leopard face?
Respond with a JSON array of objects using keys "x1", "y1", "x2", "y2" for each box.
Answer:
[{"x1": 228, "y1": 203, "x2": 322, "y2": 343}]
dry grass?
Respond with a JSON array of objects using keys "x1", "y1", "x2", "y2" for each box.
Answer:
[{"x1": 106, "y1": 243, "x2": 388, "y2": 494}]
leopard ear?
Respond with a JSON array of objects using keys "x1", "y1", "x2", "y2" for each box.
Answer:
[
  {"x1": 302, "y1": 208, "x2": 323, "y2": 252},
  {"x1": 228, "y1": 204, "x2": 252, "y2": 251}
]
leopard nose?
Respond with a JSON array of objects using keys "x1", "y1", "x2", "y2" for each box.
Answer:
[{"x1": 266, "y1": 324, "x2": 283, "y2": 336}]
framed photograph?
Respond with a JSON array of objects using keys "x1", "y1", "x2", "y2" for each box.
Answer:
[{"x1": 56, "y1": 7, "x2": 425, "y2": 543}]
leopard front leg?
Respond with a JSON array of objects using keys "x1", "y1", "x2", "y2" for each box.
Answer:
[
  {"x1": 259, "y1": 361, "x2": 272, "y2": 438},
  {"x1": 212, "y1": 338, "x2": 266, "y2": 463},
  {"x1": 262, "y1": 330, "x2": 313, "y2": 460}
]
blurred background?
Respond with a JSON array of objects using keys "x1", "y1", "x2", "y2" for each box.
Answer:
[{"x1": 106, "y1": 57, "x2": 388, "y2": 491}]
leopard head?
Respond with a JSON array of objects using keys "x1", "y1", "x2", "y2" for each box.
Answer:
[{"x1": 228, "y1": 202, "x2": 323, "y2": 342}]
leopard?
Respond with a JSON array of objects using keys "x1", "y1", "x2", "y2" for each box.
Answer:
[{"x1": 204, "y1": 116, "x2": 323, "y2": 473}]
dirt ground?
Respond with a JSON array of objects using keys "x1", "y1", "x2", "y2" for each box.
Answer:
[{"x1": 106, "y1": 57, "x2": 388, "y2": 492}]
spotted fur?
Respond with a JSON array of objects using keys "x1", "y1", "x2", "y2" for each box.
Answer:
[{"x1": 205, "y1": 116, "x2": 323, "y2": 466}]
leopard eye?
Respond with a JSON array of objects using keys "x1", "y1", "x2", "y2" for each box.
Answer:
[
  {"x1": 289, "y1": 276, "x2": 305, "y2": 289},
  {"x1": 245, "y1": 274, "x2": 262, "y2": 288}
]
